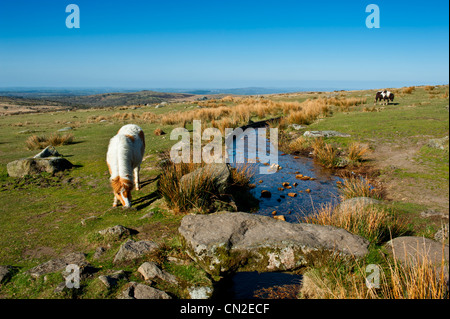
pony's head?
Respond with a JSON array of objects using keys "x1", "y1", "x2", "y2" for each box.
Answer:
[{"x1": 111, "y1": 177, "x2": 133, "y2": 207}]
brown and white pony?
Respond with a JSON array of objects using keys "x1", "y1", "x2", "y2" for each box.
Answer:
[
  {"x1": 375, "y1": 90, "x2": 394, "y2": 105},
  {"x1": 106, "y1": 124, "x2": 145, "y2": 207}
]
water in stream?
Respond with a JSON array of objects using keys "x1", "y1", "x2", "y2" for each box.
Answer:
[{"x1": 224, "y1": 125, "x2": 343, "y2": 299}]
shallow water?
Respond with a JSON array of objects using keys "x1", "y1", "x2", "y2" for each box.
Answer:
[
  {"x1": 213, "y1": 271, "x2": 302, "y2": 299},
  {"x1": 222, "y1": 126, "x2": 344, "y2": 299},
  {"x1": 227, "y1": 128, "x2": 343, "y2": 222}
]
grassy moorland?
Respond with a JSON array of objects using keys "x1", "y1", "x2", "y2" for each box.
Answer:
[{"x1": 0, "y1": 84, "x2": 448, "y2": 299}]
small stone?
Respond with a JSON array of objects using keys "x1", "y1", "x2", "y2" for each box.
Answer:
[
  {"x1": 282, "y1": 182, "x2": 290, "y2": 187},
  {"x1": 261, "y1": 190, "x2": 272, "y2": 198},
  {"x1": 278, "y1": 187, "x2": 284, "y2": 191},
  {"x1": 137, "y1": 262, "x2": 178, "y2": 284},
  {"x1": 271, "y1": 211, "x2": 277, "y2": 215},
  {"x1": 273, "y1": 215, "x2": 286, "y2": 221},
  {"x1": 287, "y1": 193, "x2": 297, "y2": 197},
  {"x1": 0, "y1": 266, "x2": 12, "y2": 284},
  {"x1": 98, "y1": 270, "x2": 127, "y2": 288},
  {"x1": 93, "y1": 247, "x2": 106, "y2": 260},
  {"x1": 119, "y1": 282, "x2": 171, "y2": 299},
  {"x1": 188, "y1": 286, "x2": 213, "y2": 299},
  {"x1": 305, "y1": 189, "x2": 311, "y2": 193},
  {"x1": 98, "y1": 225, "x2": 131, "y2": 240}
]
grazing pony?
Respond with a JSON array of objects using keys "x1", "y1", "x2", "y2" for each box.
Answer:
[
  {"x1": 374, "y1": 90, "x2": 394, "y2": 105},
  {"x1": 106, "y1": 124, "x2": 145, "y2": 207}
]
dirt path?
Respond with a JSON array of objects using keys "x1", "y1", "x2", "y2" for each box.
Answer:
[{"x1": 371, "y1": 141, "x2": 449, "y2": 215}]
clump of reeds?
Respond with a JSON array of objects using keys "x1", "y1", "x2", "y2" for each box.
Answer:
[
  {"x1": 286, "y1": 136, "x2": 312, "y2": 154},
  {"x1": 311, "y1": 138, "x2": 339, "y2": 168},
  {"x1": 157, "y1": 157, "x2": 211, "y2": 214},
  {"x1": 230, "y1": 163, "x2": 256, "y2": 188},
  {"x1": 337, "y1": 176, "x2": 382, "y2": 200},
  {"x1": 25, "y1": 133, "x2": 75, "y2": 150},
  {"x1": 347, "y1": 142, "x2": 370, "y2": 165},
  {"x1": 381, "y1": 244, "x2": 449, "y2": 299},
  {"x1": 303, "y1": 202, "x2": 406, "y2": 244}
]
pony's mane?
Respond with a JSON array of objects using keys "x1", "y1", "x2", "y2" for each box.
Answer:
[{"x1": 111, "y1": 176, "x2": 133, "y2": 194}]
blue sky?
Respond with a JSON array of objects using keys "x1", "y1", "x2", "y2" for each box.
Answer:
[{"x1": 0, "y1": 0, "x2": 448, "y2": 89}]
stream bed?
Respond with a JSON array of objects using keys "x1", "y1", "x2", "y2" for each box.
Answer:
[{"x1": 223, "y1": 125, "x2": 343, "y2": 299}]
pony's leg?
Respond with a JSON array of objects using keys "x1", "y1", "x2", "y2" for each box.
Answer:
[
  {"x1": 134, "y1": 165, "x2": 140, "y2": 190},
  {"x1": 113, "y1": 195, "x2": 118, "y2": 207}
]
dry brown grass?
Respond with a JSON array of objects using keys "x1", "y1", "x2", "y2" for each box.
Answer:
[
  {"x1": 286, "y1": 136, "x2": 311, "y2": 154},
  {"x1": 402, "y1": 86, "x2": 415, "y2": 94},
  {"x1": 303, "y1": 201, "x2": 406, "y2": 244},
  {"x1": 424, "y1": 85, "x2": 435, "y2": 91},
  {"x1": 230, "y1": 163, "x2": 256, "y2": 188},
  {"x1": 382, "y1": 244, "x2": 449, "y2": 299},
  {"x1": 25, "y1": 133, "x2": 75, "y2": 150},
  {"x1": 337, "y1": 176, "x2": 382, "y2": 200},
  {"x1": 347, "y1": 142, "x2": 371, "y2": 164},
  {"x1": 311, "y1": 138, "x2": 338, "y2": 168}
]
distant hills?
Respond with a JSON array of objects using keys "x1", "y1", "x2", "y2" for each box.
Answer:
[
  {"x1": 0, "y1": 86, "x2": 345, "y2": 108},
  {"x1": 0, "y1": 90, "x2": 196, "y2": 108}
]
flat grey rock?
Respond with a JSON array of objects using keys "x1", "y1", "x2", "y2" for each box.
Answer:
[
  {"x1": 179, "y1": 212, "x2": 369, "y2": 276},
  {"x1": 303, "y1": 131, "x2": 351, "y2": 138},
  {"x1": 27, "y1": 252, "x2": 88, "y2": 278},
  {"x1": 113, "y1": 240, "x2": 159, "y2": 263},
  {"x1": 386, "y1": 236, "x2": 449, "y2": 266}
]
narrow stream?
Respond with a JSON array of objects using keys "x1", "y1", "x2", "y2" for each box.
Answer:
[{"x1": 223, "y1": 123, "x2": 343, "y2": 299}]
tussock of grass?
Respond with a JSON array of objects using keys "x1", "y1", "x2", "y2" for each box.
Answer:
[
  {"x1": 300, "y1": 243, "x2": 448, "y2": 299},
  {"x1": 311, "y1": 138, "x2": 339, "y2": 168},
  {"x1": 286, "y1": 136, "x2": 311, "y2": 154},
  {"x1": 337, "y1": 176, "x2": 382, "y2": 200},
  {"x1": 347, "y1": 142, "x2": 370, "y2": 164},
  {"x1": 25, "y1": 133, "x2": 75, "y2": 150},
  {"x1": 382, "y1": 245, "x2": 449, "y2": 299},
  {"x1": 303, "y1": 202, "x2": 406, "y2": 244},
  {"x1": 157, "y1": 154, "x2": 255, "y2": 214}
]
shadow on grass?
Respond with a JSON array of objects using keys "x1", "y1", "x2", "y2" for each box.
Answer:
[{"x1": 133, "y1": 190, "x2": 160, "y2": 211}]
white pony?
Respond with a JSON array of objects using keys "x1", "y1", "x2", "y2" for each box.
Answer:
[{"x1": 106, "y1": 124, "x2": 145, "y2": 207}]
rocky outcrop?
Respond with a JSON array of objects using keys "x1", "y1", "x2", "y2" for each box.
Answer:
[
  {"x1": 7, "y1": 157, "x2": 73, "y2": 177},
  {"x1": 7, "y1": 146, "x2": 73, "y2": 177},
  {"x1": 179, "y1": 212, "x2": 369, "y2": 276}
]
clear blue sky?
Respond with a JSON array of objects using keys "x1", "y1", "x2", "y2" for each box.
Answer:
[{"x1": 0, "y1": 0, "x2": 448, "y2": 89}]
